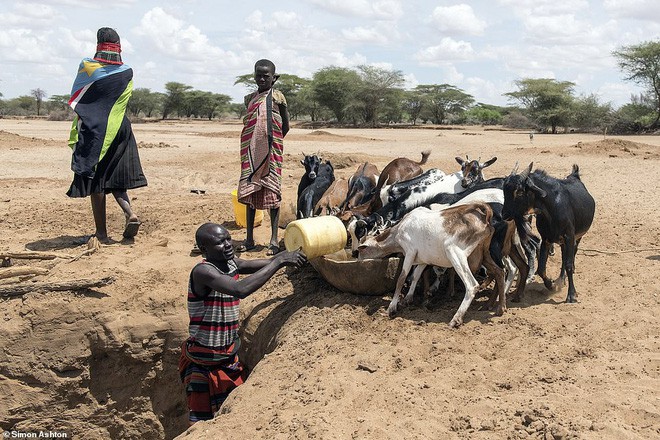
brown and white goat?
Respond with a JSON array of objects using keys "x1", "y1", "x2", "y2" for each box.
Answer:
[
  {"x1": 342, "y1": 162, "x2": 379, "y2": 210},
  {"x1": 360, "y1": 150, "x2": 431, "y2": 215},
  {"x1": 357, "y1": 203, "x2": 504, "y2": 328}
]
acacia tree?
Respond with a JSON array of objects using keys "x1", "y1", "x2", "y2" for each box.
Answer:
[
  {"x1": 311, "y1": 67, "x2": 361, "y2": 122},
  {"x1": 129, "y1": 88, "x2": 163, "y2": 118},
  {"x1": 416, "y1": 84, "x2": 474, "y2": 124},
  {"x1": 355, "y1": 65, "x2": 405, "y2": 126},
  {"x1": 505, "y1": 78, "x2": 575, "y2": 133},
  {"x1": 31, "y1": 88, "x2": 47, "y2": 116},
  {"x1": 162, "y1": 82, "x2": 192, "y2": 119},
  {"x1": 613, "y1": 40, "x2": 660, "y2": 129},
  {"x1": 402, "y1": 90, "x2": 425, "y2": 125},
  {"x1": 48, "y1": 94, "x2": 70, "y2": 111},
  {"x1": 571, "y1": 94, "x2": 613, "y2": 132}
]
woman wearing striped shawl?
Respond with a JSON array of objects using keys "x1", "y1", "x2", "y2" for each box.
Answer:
[
  {"x1": 180, "y1": 223, "x2": 305, "y2": 424},
  {"x1": 67, "y1": 27, "x2": 147, "y2": 243},
  {"x1": 236, "y1": 59, "x2": 290, "y2": 255}
]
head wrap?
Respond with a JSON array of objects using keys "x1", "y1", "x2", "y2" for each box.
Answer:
[{"x1": 94, "y1": 27, "x2": 122, "y2": 65}]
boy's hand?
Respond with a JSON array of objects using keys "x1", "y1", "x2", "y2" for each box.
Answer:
[{"x1": 275, "y1": 250, "x2": 307, "y2": 268}]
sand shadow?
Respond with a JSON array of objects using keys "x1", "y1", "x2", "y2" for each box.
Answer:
[
  {"x1": 75, "y1": 288, "x2": 112, "y2": 299},
  {"x1": 221, "y1": 220, "x2": 244, "y2": 231},
  {"x1": 25, "y1": 235, "x2": 90, "y2": 251},
  {"x1": 239, "y1": 263, "x2": 386, "y2": 369},
  {"x1": 646, "y1": 255, "x2": 660, "y2": 261}
]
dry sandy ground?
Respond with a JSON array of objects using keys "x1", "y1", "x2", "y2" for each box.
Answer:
[{"x1": 0, "y1": 119, "x2": 659, "y2": 440}]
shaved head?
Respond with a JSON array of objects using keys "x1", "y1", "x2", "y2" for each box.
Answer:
[
  {"x1": 255, "y1": 59, "x2": 276, "y2": 74},
  {"x1": 195, "y1": 223, "x2": 228, "y2": 249}
]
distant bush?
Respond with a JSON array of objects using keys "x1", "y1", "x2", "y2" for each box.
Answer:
[
  {"x1": 48, "y1": 109, "x2": 73, "y2": 121},
  {"x1": 502, "y1": 111, "x2": 533, "y2": 129}
]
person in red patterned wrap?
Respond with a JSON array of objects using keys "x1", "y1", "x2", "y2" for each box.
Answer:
[
  {"x1": 236, "y1": 59, "x2": 290, "y2": 255},
  {"x1": 179, "y1": 222, "x2": 305, "y2": 424}
]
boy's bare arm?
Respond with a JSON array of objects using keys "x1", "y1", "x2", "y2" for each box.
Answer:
[{"x1": 194, "y1": 251, "x2": 305, "y2": 299}]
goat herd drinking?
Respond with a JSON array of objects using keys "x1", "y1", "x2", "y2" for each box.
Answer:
[{"x1": 295, "y1": 151, "x2": 596, "y2": 328}]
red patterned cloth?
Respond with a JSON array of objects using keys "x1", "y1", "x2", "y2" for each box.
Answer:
[
  {"x1": 237, "y1": 89, "x2": 286, "y2": 210},
  {"x1": 178, "y1": 340, "x2": 247, "y2": 422}
]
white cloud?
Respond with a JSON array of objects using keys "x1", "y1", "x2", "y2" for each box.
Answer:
[
  {"x1": 414, "y1": 38, "x2": 475, "y2": 66},
  {"x1": 596, "y1": 81, "x2": 644, "y2": 107},
  {"x1": 497, "y1": 0, "x2": 589, "y2": 17},
  {"x1": 0, "y1": 3, "x2": 63, "y2": 26},
  {"x1": 25, "y1": 0, "x2": 138, "y2": 7},
  {"x1": 310, "y1": 0, "x2": 403, "y2": 20},
  {"x1": 604, "y1": 0, "x2": 660, "y2": 21},
  {"x1": 134, "y1": 7, "x2": 244, "y2": 67},
  {"x1": 463, "y1": 76, "x2": 501, "y2": 103},
  {"x1": 342, "y1": 26, "x2": 389, "y2": 44},
  {"x1": 238, "y1": 10, "x2": 346, "y2": 57},
  {"x1": 0, "y1": 29, "x2": 50, "y2": 62},
  {"x1": 430, "y1": 4, "x2": 487, "y2": 36},
  {"x1": 403, "y1": 72, "x2": 418, "y2": 90}
]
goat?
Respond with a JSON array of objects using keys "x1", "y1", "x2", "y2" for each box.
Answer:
[
  {"x1": 297, "y1": 161, "x2": 335, "y2": 219},
  {"x1": 347, "y1": 170, "x2": 464, "y2": 252},
  {"x1": 427, "y1": 184, "x2": 530, "y2": 304},
  {"x1": 366, "y1": 150, "x2": 431, "y2": 214},
  {"x1": 357, "y1": 204, "x2": 504, "y2": 328},
  {"x1": 455, "y1": 155, "x2": 497, "y2": 188},
  {"x1": 385, "y1": 168, "x2": 445, "y2": 204},
  {"x1": 297, "y1": 154, "x2": 322, "y2": 204},
  {"x1": 342, "y1": 162, "x2": 379, "y2": 210},
  {"x1": 314, "y1": 178, "x2": 349, "y2": 216},
  {"x1": 502, "y1": 163, "x2": 595, "y2": 303},
  {"x1": 348, "y1": 156, "x2": 498, "y2": 249}
]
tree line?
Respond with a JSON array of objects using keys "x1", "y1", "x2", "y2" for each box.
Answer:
[{"x1": 1, "y1": 40, "x2": 659, "y2": 134}]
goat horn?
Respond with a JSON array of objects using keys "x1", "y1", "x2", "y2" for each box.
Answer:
[
  {"x1": 520, "y1": 162, "x2": 533, "y2": 179},
  {"x1": 510, "y1": 161, "x2": 519, "y2": 175}
]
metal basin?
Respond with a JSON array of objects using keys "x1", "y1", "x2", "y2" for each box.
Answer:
[{"x1": 310, "y1": 249, "x2": 402, "y2": 295}]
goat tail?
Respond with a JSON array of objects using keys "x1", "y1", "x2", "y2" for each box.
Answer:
[
  {"x1": 474, "y1": 202, "x2": 493, "y2": 226},
  {"x1": 571, "y1": 164, "x2": 581, "y2": 179},
  {"x1": 418, "y1": 150, "x2": 431, "y2": 165}
]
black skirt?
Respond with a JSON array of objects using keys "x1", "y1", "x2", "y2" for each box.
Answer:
[{"x1": 67, "y1": 116, "x2": 147, "y2": 197}]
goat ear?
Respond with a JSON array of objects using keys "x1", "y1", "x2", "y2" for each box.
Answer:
[
  {"x1": 455, "y1": 156, "x2": 465, "y2": 166},
  {"x1": 300, "y1": 160, "x2": 305, "y2": 165},
  {"x1": 527, "y1": 179, "x2": 547, "y2": 198},
  {"x1": 374, "y1": 213, "x2": 384, "y2": 226},
  {"x1": 483, "y1": 157, "x2": 497, "y2": 167}
]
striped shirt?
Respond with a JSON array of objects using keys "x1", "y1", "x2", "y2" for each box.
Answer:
[{"x1": 187, "y1": 260, "x2": 240, "y2": 350}]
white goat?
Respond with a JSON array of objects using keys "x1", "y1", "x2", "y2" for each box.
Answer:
[{"x1": 357, "y1": 203, "x2": 505, "y2": 328}]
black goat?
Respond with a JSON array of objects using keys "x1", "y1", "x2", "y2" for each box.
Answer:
[
  {"x1": 297, "y1": 161, "x2": 335, "y2": 219},
  {"x1": 502, "y1": 163, "x2": 595, "y2": 303},
  {"x1": 297, "y1": 154, "x2": 322, "y2": 214}
]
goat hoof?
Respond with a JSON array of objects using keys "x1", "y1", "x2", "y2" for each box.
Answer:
[
  {"x1": 495, "y1": 306, "x2": 506, "y2": 316},
  {"x1": 448, "y1": 318, "x2": 462, "y2": 328},
  {"x1": 387, "y1": 306, "x2": 398, "y2": 318},
  {"x1": 566, "y1": 296, "x2": 578, "y2": 304}
]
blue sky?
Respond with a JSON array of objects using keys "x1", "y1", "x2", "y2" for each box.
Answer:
[{"x1": 1, "y1": 0, "x2": 659, "y2": 107}]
